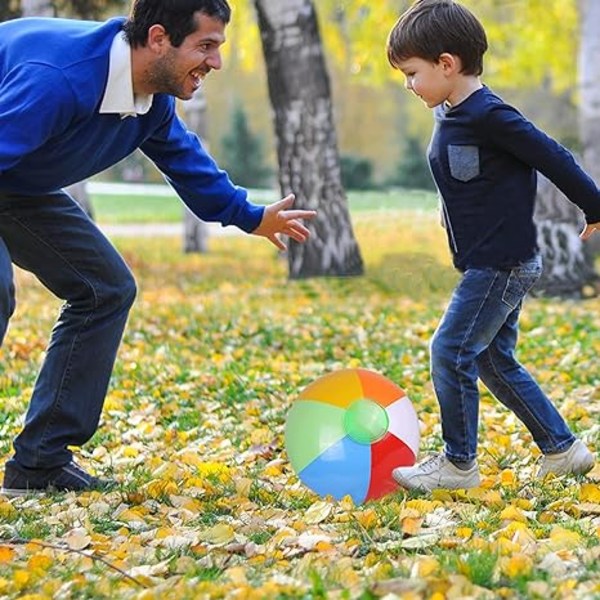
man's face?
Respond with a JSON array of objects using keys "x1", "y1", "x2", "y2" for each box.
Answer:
[{"x1": 148, "y1": 12, "x2": 226, "y2": 100}]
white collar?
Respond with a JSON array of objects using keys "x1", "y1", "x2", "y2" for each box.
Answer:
[{"x1": 99, "y1": 31, "x2": 153, "y2": 119}]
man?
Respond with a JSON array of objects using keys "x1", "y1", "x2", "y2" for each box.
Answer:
[{"x1": 0, "y1": 0, "x2": 316, "y2": 496}]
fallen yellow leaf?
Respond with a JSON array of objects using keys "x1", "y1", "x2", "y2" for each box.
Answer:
[
  {"x1": 0, "y1": 546, "x2": 15, "y2": 564},
  {"x1": 304, "y1": 500, "x2": 333, "y2": 525},
  {"x1": 199, "y1": 523, "x2": 235, "y2": 545},
  {"x1": 401, "y1": 516, "x2": 423, "y2": 536},
  {"x1": 501, "y1": 553, "x2": 533, "y2": 578},
  {"x1": 580, "y1": 483, "x2": 600, "y2": 503}
]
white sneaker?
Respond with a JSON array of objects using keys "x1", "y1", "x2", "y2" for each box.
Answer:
[
  {"x1": 537, "y1": 439, "x2": 595, "y2": 478},
  {"x1": 392, "y1": 453, "x2": 480, "y2": 492}
]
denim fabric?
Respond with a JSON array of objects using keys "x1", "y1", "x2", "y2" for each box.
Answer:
[
  {"x1": 0, "y1": 191, "x2": 136, "y2": 469},
  {"x1": 430, "y1": 254, "x2": 575, "y2": 462}
]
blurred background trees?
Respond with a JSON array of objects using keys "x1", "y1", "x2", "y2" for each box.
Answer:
[
  {"x1": 3, "y1": 0, "x2": 585, "y2": 190},
  {"x1": 220, "y1": 103, "x2": 271, "y2": 189},
  {"x1": 3, "y1": 0, "x2": 599, "y2": 291}
]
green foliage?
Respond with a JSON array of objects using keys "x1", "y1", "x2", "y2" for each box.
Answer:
[
  {"x1": 450, "y1": 548, "x2": 499, "y2": 588},
  {"x1": 340, "y1": 154, "x2": 375, "y2": 190},
  {"x1": 220, "y1": 103, "x2": 272, "y2": 188},
  {"x1": 387, "y1": 135, "x2": 436, "y2": 191},
  {"x1": 88, "y1": 187, "x2": 439, "y2": 224}
]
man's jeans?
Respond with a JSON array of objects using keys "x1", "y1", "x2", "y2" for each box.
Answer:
[
  {"x1": 431, "y1": 254, "x2": 575, "y2": 463},
  {"x1": 0, "y1": 191, "x2": 136, "y2": 469}
]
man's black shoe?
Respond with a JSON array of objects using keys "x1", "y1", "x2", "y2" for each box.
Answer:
[{"x1": 1, "y1": 459, "x2": 116, "y2": 497}]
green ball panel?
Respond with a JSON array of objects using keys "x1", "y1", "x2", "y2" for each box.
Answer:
[{"x1": 285, "y1": 400, "x2": 346, "y2": 472}]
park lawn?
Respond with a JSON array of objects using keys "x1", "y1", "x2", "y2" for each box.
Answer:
[
  {"x1": 89, "y1": 187, "x2": 439, "y2": 224},
  {"x1": 0, "y1": 209, "x2": 599, "y2": 599}
]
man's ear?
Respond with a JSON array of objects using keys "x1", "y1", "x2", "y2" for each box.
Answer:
[
  {"x1": 438, "y1": 52, "x2": 460, "y2": 74},
  {"x1": 147, "y1": 24, "x2": 169, "y2": 53}
]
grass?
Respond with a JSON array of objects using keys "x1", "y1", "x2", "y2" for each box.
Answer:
[
  {"x1": 89, "y1": 184, "x2": 438, "y2": 224},
  {"x1": 0, "y1": 199, "x2": 599, "y2": 599}
]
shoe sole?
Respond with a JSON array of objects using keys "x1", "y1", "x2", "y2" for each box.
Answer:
[
  {"x1": 0, "y1": 487, "x2": 44, "y2": 498},
  {"x1": 574, "y1": 456, "x2": 596, "y2": 475},
  {"x1": 392, "y1": 473, "x2": 481, "y2": 491}
]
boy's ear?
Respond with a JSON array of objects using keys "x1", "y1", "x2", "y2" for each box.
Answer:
[{"x1": 438, "y1": 52, "x2": 460, "y2": 74}]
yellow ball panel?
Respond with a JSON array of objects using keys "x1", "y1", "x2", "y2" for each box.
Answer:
[{"x1": 298, "y1": 368, "x2": 364, "y2": 408}]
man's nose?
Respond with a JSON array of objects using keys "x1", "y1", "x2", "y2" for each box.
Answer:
[{"x1": 207, "y1": 50, "x2": 222, "y2": 71}]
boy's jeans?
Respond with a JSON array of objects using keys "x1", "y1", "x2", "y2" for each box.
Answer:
[
  {"x1": 431, "y1": 254, "x2": 575, "y2": 463},
  {"x1": 0, "y1": 191, "x2": 137, "y2": 470}
]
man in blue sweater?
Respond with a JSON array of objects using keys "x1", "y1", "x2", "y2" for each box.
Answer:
[
  {"x1": 386, "y1": 0, "x2": 600, "y2": 492},
  {"x1": 0, "y1": 0, "x2": 315, "y2": 496}
]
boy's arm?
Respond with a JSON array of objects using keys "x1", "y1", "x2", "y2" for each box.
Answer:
[
  {"x1": 484, "y1": 104, "x2": 600, "y2": 226},
  {"x1": 581, "y1": 223, "x2": 600, "y2": 240}
]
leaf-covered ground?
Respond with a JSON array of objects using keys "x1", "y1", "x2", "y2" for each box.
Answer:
[{"x1": 1, "y1": 211, "x2": 599, "y2": 599}]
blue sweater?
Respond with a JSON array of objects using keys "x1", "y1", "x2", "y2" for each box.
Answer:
[
  {"x1": 429, "y1": 86, "x2": 600, "y2": 271},
  {"x1": 0, "y1": 17, "x2": 264, "y2": 233}
]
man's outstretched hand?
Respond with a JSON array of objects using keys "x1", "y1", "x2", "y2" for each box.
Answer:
[{"x1": 253, "y1": 194, "x2": 317, "y2": 251}]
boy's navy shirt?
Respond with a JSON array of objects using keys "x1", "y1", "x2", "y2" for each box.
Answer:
[{"x1": 428, "y1": 86, "x2": 600, "y2": 271}]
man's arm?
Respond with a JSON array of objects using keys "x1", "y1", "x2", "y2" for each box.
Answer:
[
  {"x1": 141, "y1": 102, "x2": 316, "y2": 245},
  {"x1": 141, "y1": 103, "x2": 264, "y2": 232}
]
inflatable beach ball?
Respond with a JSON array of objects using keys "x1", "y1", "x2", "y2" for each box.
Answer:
[{"x1": 285, "y1": 368, "x2": 419, "y2": 504}]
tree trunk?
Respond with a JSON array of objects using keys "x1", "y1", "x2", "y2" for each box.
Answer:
[
  {"x1": 531, "y1": 0, "x2": 600, "y2": 298},
  {"x1": 182, "y1": 89, "x2": 210, "y2": 253},
  {"x1": 66, "y1": 181, "x2": 95, "y2": 221},
  {"x1": 532, "y1": 173, "x2": 598, "y2": 298},
  {"x1": 254, "y1": 0, "x2": 363, "y2": 279},
  {"x1": 20, "y1": 0, "x2": 53, "y2": 16},
  {"x1": 578, "y1": 0, "x2": 600, "y2": 256}
]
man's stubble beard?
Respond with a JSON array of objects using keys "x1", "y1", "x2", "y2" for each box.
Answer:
[{"x1": 147, "y1": 49, "x2": 188, "y2": 99}]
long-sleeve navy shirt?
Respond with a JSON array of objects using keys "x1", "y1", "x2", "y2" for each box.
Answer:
[{"x1": 428, "y1": 86, "x2": 600, "y2": 271}]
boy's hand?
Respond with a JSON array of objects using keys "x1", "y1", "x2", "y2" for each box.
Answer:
[
  {"x1": 580, "y1": 221, "x2": 600, "y2": 240},
  {"x1": 253, "y1": 194, "x2": 317, "y2": 251}
]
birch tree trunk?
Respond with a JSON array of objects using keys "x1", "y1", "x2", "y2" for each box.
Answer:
[
  {"x1": 531, "y1": 0, "x2": 600, "y2": 298},
  {"x1": 532, "y1": 173, "x2": 598, "y2": 298},
  {"x1": 254, "y1": 0, "x2": 363, "y2": 279},
  {"x1": 182, "y1": 89, "x2": 209, "y2": 253},
  {"x1": 20, "y1": 0, "x2": 53, "y2": 16},
  {"x1": 578, "y1": 0, "x2": 600, "y2": 257}
]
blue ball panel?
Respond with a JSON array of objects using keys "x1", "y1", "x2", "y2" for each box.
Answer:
[{"x1": 298, "y1": 436, "x2": 371, "y2": 504}]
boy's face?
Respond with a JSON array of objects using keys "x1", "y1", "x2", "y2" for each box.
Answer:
[{"x1": 396, "y1": 57, "x2": 453, "y2": 108}]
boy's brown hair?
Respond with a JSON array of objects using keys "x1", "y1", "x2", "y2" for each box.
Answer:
[{"x1": 386, "y1": 0, "x2": 488, "y2": 76}]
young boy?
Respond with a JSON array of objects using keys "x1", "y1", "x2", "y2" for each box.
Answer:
[{"x1": 387, "y1": 0, "x2": 599, "y2": 491}]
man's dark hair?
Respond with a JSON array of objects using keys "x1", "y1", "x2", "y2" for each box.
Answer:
[
  {"x1": 123, "y1": 0, "x2": 231, "y2": 48},
  {"x1": 386, "y1": 0, "x2": 488, "y2": 76}
]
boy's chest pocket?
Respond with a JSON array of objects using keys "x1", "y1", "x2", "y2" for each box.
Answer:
[{"x1": 447, "y1": 145, "x2": 480, "y2": 182}]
